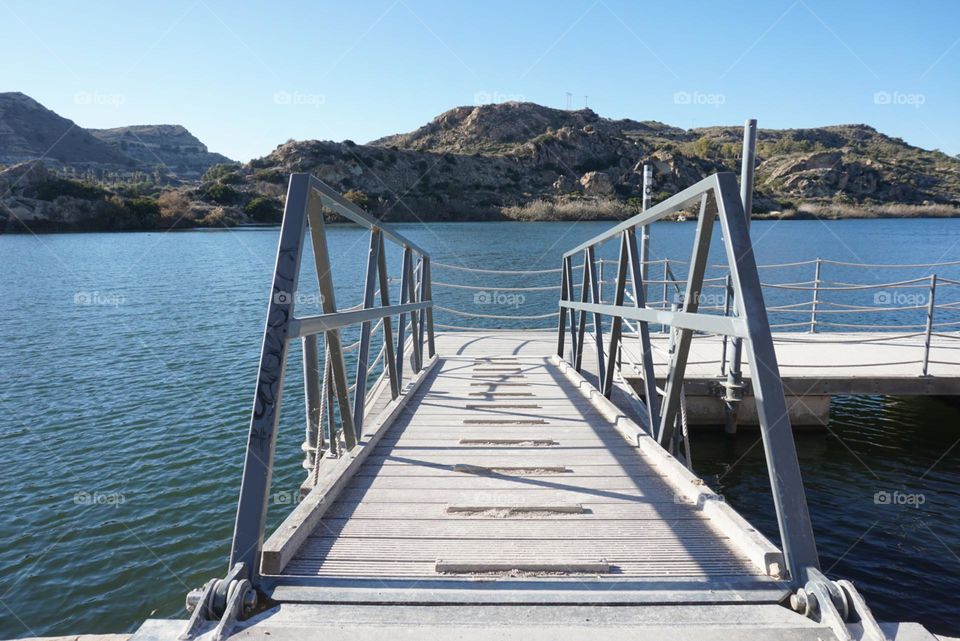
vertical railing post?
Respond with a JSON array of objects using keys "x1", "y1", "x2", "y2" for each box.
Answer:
[
  {"x1": 809, "y1": 258, "x2": 822, "y2": 333},
  {"x1": 352, "y1": 229, "x2": 382, "y2": 436},
  {"x1": 720, "y1": 274, "x2": 732, "y2": 377},
  {"x1": 564, "y1": 256, "x2": 578, "y2": 364},
  {"x1": 423, "y1": 256, "x2": 436, "y2": 358},
  {"x1": 557, "y1": 253, "x2": 570, "y2": 358},
  {"x1": 658, "y1": 194, "x2": 714, "y2": 446},
  {"x1": 575, "y1": 252, "x2": 589, "y2": 372},
  {"x1": 641, "y1": 164, "x2": 653, "y2": 304},
  {"x1": 599, "y1": 258, "x2": 605, "y2": 304},
  {"x1": 661, "y1": 259, "x2": 670, "y2": 332},
  {"x1": 395, "y1": 247, "x2": 412, "y2": 387},
  {"x1": 587, "y1": 245, "x2": 605, "y2": 380},
  {"x1": 723, "y1": 118, "x2": 758, "y2": 437},
  {"x1": 302, "y1": 333, "x2": 323, "y2": 475},
  {"x1": 416, "y1": 255, "x2": 427, "y2": 369},
  {"x1": 377, "y1": 233, "x2": 400, "y2": 399},
  {"x1": 922, "y1": 274, "x2": 937, "y2": 376},
  {"x1": 409, "y1": 255, "x2": 423, "y2": 374}
]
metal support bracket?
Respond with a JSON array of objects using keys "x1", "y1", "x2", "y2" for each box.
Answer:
[
  {"x1": 181, "y1": 563, "x2": 258, "y2": 641},
  {"x1": 789, "y1": 569, "x2": 887, "y2": 641}
]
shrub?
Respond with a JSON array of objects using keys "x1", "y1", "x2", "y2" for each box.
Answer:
[
  {"x1": 124, "y1": 197, "x2": 161, "y2": 227},
  {"x1": 158, "y1": 190, "x2": 194, "y2": 222},
  {"x1": 202, "y1": 163, "x2": 242, "y2": 183},
  {"x1": 207, "y1": 183, "x2": 239, "y2": 205},
  {"x1": 244, "y1": 195, "x2": 282, "y2": 222},
  {"x1": 35, "y1": 178, "x2": 107, "y2": 201},
  {"x1": 343, "y1": 188, "x2": 369, "y2": 209}
]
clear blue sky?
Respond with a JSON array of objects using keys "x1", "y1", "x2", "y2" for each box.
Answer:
[{"x1": 1, "y1": 0, "x2": 957, "y2": 162}]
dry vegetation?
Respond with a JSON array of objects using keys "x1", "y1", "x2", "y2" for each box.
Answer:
[{"x1": 500, "y1": 198, "x2": 635, "y2": 221}]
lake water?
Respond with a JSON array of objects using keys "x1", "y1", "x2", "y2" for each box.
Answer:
[{"x1": 1, "y1": 218, "x2": 959, "y2": 638}]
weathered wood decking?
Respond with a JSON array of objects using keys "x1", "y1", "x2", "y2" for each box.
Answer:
[{"x1": 274, "y1": 331, "x2": 781, "y2": 584}]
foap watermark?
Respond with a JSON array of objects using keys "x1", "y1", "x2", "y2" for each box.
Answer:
[
  {"x1": 74, "y1": 290, "x2": 125, "y2": 306},
  {"x1": 874, "y1": 490, "x2": 925, "y2": 507},
  {"x1": 474, "y1": 90, "x2": 525, "y2": 105},
  {"x1": 271, "y1": 490, "x2": 302, "y2": 506},
  {"x1": 73, "y1": 91, "x2": 126, "y2": 108},
  {"x1": 673, "y1": 91, "x2": 726, "y2": 108},
  {"x1": 273, "y1": 290, "x2": 325, "y2": 306},
  {"x1": 273, "y1": 90, "x2": 326, "y2": 108},
  {"x1": 675, "y1": 492, "x2": 725, "y2": 506},
  {"x1": 873, "y1": 91, "x2": 925, "y2": 108},
  {"x1": 473, "y1": 290, "x2": 525, "y2": 308},
  {"x1": 873, "y1": 290, "x2": 926, "y2": 306},
  {"x1": 74, "y1": 490, "x2": 126, "y2": 507}
]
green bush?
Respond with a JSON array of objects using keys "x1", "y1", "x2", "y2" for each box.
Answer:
[
  {"x1": 244, "y1": 196, "x2": 282, "y2": 222},
  {"x1": 125, "y1": 197, "x2": 161, "y2": 227},
  {"x1": 207, "y1": 183, "x2": 239, "y2": 205},
  {"x1": 202, "y1": 163, "x2": 242, "y2": 183},
  {"x1": 35, "y1": 178, "x2": 107, "y2": 201}
]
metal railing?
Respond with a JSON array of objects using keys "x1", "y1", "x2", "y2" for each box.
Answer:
[
  {"x1": 556, "y1": 171, "x2": 820, "y2": 585},
  {"x1": 610, "y1": 256, "x2": 960, "y2": 377},
  {"x1": 229, "y1": 174, "x2": 434, "y2": 586}
]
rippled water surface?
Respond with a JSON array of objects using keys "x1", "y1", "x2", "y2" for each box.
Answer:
[{"x1": 1, "y1": 218, "x2": 959, "y2": 637}]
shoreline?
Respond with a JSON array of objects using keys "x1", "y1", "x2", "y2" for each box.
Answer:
[{"x1": 4, "y1": 208, "x2": 960, "y2": 235}]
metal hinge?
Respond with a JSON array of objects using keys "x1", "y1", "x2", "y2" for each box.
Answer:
[
  {"x1": 790, "y1": 568, "x2": 887, "y2": 641},
  {"x1": 179, "y1": 563, "x2": 258, "y2": 641}
]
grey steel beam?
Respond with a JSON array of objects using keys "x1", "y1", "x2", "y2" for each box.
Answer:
[
  {"x1": 724, "y1": 120, "x2": 758, "y2": 434},
  {"x1": 564, "y1": 256, "x2": 578, "y2": 363},
  {"x1": 587, "y1": 246, "x2": 605, "y2": 382},
  {"x1": 563, "y1": 175, "x2": 722, "y2": 258},
  {"x1": 574, "y1": 254, "x2": 589, "y2": 372},
  {"x1": 377, "y1": 233, "x2": 400, "y2": 399},
  {"x1": 306, "y1": 194, "x2": 356, "y2": 451},
  {"x1": 625, "y1": 227, "x2": 661, "y2": 433},
  {"x1": 229, "y1": 173, "x2": 311, "y2": 584},
  {"x1": 559, "y1": 300, "x2": 746, "y2": 337},
  {"x1": 395, "y1": 247, "x2": 413, "y2": 386},
  {"x1": 714, "y1": 171, "x2": 819, "y2": 583},
  {"x1": 657, "y1": 194, "x2": 713, "y2": 447},
  {"x1": 422, "y1": 256, "x2": 436, "y2": 358},
  {"x1": 306, "y1": 176, "x2": 428, "y2": 256},
  {"x1": 351, "y1": 230, "x2": 382, "y2": 436},
  {"x1": 557, "y1": 254, "x2": 570, "y2": 358},
  {"x1": 288, "y1": 301, "x2": 431, "y2": 338},
  {"x1": 601, "y1": 234, "x2": 629, "y2": 397},
  {"x1": 410, "y1": 257, "x2": 423, "y2": 373}
]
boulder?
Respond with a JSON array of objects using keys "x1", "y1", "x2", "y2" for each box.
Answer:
[{"x1": 579, "y1": 171, "x2": 614, "y2": 196}]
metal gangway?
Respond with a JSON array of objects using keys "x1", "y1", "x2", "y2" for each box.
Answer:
[{"x1": 130, "y1": 166, "x2": 940, "y2": 641}]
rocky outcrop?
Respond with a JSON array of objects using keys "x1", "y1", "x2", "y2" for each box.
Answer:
[
  {"x1": 579, "y1": 171, "x2": 614, "y2": 196},
  {"x1": 89, "y1": 125, "x2": 234, "y2": 179}
]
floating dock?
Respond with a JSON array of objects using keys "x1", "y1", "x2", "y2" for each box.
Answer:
[{"x1": 131, "y1": 168, "x2": 943, "y2": 640}]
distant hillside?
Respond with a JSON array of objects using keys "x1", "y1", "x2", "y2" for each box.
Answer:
[
  {"x1": 4, "y1": 100, "x2": 959, "y2": 233},
  {"x1": 0, "y1": 92, "x2": 135, "y2": 168},
  {"x1": 0, "y1": 92, "x2": 233, "y2": 179},
  {"x1": 213, "y1": 102, "x2": 959, "y2": 222},
  {"x1": 89, "y1": 124, "x2": 233, "y2": 179}
]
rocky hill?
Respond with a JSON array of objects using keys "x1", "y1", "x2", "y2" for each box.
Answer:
[
  {"x1": 89, "y1": 124, "x2": 233, "y2": 179},
  {"x1": 0, "y1": 92, "x2": 136, "y2": 169},
  {"x1": 4, "y1": 100, "x2": 959, "y2": 232},
  {"x1": 221, "y1": 102, "x2": 959, "y2": 222},
  {"x1": 0, "y1": 92, "x2": 233, "y2": 179}
]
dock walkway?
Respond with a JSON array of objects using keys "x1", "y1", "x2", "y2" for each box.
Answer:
[
  {"x1": 135, "y1": 173, "x2": 944, "y2": 640},
  {"x1": 279, "y1": 332, "x2": 777, "y2": 582}
]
